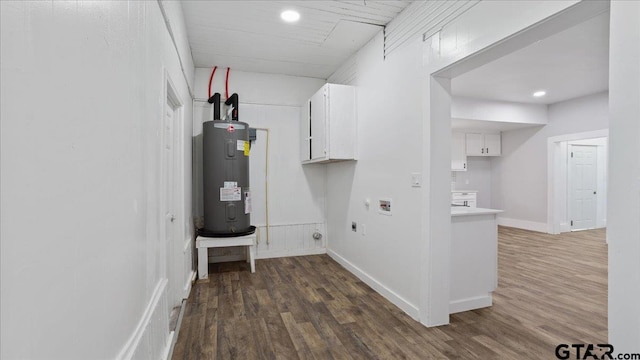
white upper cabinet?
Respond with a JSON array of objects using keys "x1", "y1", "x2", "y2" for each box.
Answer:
[
  {"x1": 301, "y1": 83, "x2": 357, "y2": 164},
  {"x1": 465, "y1": 132, "x2": 501, "y2": 156},
  {"x1": 451, "y1": 132, "x2": 467, "y2": 171}
]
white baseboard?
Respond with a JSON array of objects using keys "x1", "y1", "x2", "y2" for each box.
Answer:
[
  {"x1": 497, "y1": 216, "x2": 548, "y2": 233},
  {"x1": 161, "y1": 331, "x2": 175, "y2": 360},
  {"x1": 449, "y1": 294, "x2": 492, "y2": 314},
  {"x1": 255, "y1": 247, "x2": 327, "y2": 260},
  {"x1": 327, "y1": 249, "x2": 419, "y2": 320},
  {"x1": 164, "y1": 298, "x2": 187, "y2": 360},
  {"x1": 117, "y1": 279, "x2": 168, "y2": 360},
  {"x1": 183, "y1": 270, "x2": 196, "y2": 299},
  {"x1": 559, "y1": 222, "x2": 571, "y2": 233}
]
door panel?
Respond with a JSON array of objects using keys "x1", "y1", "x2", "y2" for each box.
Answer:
[
  {"x1": 310, "y1": 89, "x2": 326, "y2": 160},
  {"x1": 451, "y1": 132, "x2": 467, "y2": 171},
  {"x1": 465, "y1": 133, "x2": 484, "y2": 155},
  {"x1": 569, "y1": 145, "x2": 597, "y2": 230}
]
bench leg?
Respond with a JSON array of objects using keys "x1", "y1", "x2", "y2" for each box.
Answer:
[
  {"x1": 198, "y1": 247, "x2": 208, "y2": 280},
  {"x1": 249, "y1": 244, "x2": 256, "y2": 273}
]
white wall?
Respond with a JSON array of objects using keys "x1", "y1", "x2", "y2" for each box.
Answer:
[
  {"x1": 608, "y1": 0, "x2": 640, "y2": 352},
  {"x1": 328, "y1": 0, "x2": 607, "y2": 327},
  {"x1": 326, "y1": 32, "x2": 426, "y2": 318},
  {"x1": 327, "y1": 1, "x2": 578, "y2": 323},
  {"x1": 491, "y1": 92, "x2": 608, "y2": 230},
  {"x1": 0, "y1": 1, "x2": 194, "y2": 359},
  {"x1": 452, "y1": 96, "x2": 548, "y2": 125},
  {"x1": 191, "y1": 68, "x2": 327, "y2": 259}
]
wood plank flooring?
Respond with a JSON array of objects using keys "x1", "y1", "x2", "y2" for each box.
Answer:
[{"x1": 172, "y1": 226, "x2": 607, "y2": 359}]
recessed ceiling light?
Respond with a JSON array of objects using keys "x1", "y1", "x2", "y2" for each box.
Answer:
[
  {"x1": 533, "y1": 90, "x2": 546, "y2": 97},
  {"x1": 281, "y1": 10, "x2": 300, "y2": 23}
]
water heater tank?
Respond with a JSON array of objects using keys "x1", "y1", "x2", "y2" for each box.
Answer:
[{"x1": 202, "y1": 119, "x2": 254, "y2": 236}]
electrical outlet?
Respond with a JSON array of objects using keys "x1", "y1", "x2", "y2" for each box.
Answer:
[{"x1": 351, "y1": 221, "x2": 357, "y2": 232}]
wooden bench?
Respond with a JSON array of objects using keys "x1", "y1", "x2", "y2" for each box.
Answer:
[{"x1": 196, "y1": 234, "x2": 256, "y2": 280}]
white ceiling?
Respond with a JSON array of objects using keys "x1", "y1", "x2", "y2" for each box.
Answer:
[
  {"x1": 451, "y1": 12, "x2": 610, "y2": 105},
  {"x1": 181, "y1": 1, "x2": 412, "y2": 79}
]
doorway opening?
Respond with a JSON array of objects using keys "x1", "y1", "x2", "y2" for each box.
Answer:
[
  {"x1": 548, "y1": 130, "x2": 608, "y2": 234},
  {"x1": 423, "y1": 1, "x2": 610, "y2": 327}
]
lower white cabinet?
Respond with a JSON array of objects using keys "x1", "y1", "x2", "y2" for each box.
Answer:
[{"x1": 450, "y1": 212, "x2": 499, "y2": 313}]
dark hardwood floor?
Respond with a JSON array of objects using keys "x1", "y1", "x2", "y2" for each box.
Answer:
[{"x1": 172, "y1": 226, "x2": 607, "y2": 359}]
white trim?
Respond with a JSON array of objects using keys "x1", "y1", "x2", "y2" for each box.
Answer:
[
  {"x1": 161, "y1": 332, "x2": 175, "y2": 360},
  {"x1": 328, "y1": 249, "x2": 420, "y2": 320},
  {"x1": 256, "y1": 247, "x2": 327, "y2": 260},
  {"x1": 449, "y1": 294, "x2": 492, "y2": 314},
  {"x1": 164, "y1": 298, "x2": 187, "y2": 360},
  {"x1": 183, "y1": 270, "x2": 196, "y2": 298},
  {"x1": 183, "y1": 237, "x2": 191, "y2": 253},
  {"x1": 156, "y1": 0, "x2": 194, "y2": 99},
  {"x1": 116, "y1": 279, "x2": 168, "y2": 360},
  {"x1": 497, "y1": 217, "x2": 548, "y2": 233}
]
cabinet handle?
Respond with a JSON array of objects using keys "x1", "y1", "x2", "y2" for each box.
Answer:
[
  {"x1": 463, "y1": 163, "x2": 466, "y2": 169},
  {"x1": 486, "y1": 147, "x2": 489, "y2": 154},
  {"x1": 481, "y1": 148, "x2": 484, "y2": 154}
]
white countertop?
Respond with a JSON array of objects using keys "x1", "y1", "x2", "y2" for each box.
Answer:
[
  {"x1": 451, "y1": 207, "x2": 503, "y2": 217},
  {"x1": 451, "y1": 190, "x2": 478, "y2": 193}
]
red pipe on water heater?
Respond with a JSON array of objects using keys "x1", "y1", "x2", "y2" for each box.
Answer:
[{"x1": 207, "y1": 66, "x2": 218, "y2": 99}]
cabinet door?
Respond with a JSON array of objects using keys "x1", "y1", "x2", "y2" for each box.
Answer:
[
  {"x1": 451, "y1": 132, "x2": 467, "y2": 171},
  {"x1": 484, "y1": 134, "x2": 501, "y2": 156},
  {"x1": 301, "y1": 102, "x2": 311, "y2": 161},
  {"x1": 465, "y1": 133, "x2": 484, "y2": 155},
  {"x1": 310, "y1": 88, "x2": 327, "y2": 160}
]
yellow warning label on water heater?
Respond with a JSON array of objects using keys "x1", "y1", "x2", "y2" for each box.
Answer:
[{"x1": 244, "y1": 141, "x2": 250, "y2": 156}]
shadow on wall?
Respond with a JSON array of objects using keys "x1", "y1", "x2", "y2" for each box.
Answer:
[
  {"x1": 192, "y1": 132, "x2": 204, "y2": 229},
  {"x1": 302, "y1": 163, "x2": 328, "y2": 207},
  {"x1": 325, "y1": 160, "x2": 358, "y2": 233},
  {"x1": 500, "y1": 125, "x2": 545, "y2": 155}
]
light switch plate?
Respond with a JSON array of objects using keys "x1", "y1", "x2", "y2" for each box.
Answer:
[{"x1": 411, "y1": 172, "x2": 422, "y2": 187}]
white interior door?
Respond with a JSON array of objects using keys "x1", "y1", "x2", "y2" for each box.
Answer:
[
  {"x1": 164, "y1": 101, "x2": 177, "y2": 301},
  {"x1": 569, "y1": 145, "x2": 597, "y2": 231},
  {"x1": 164, "y1": 77, "x2": 186, "y2": 325}
]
